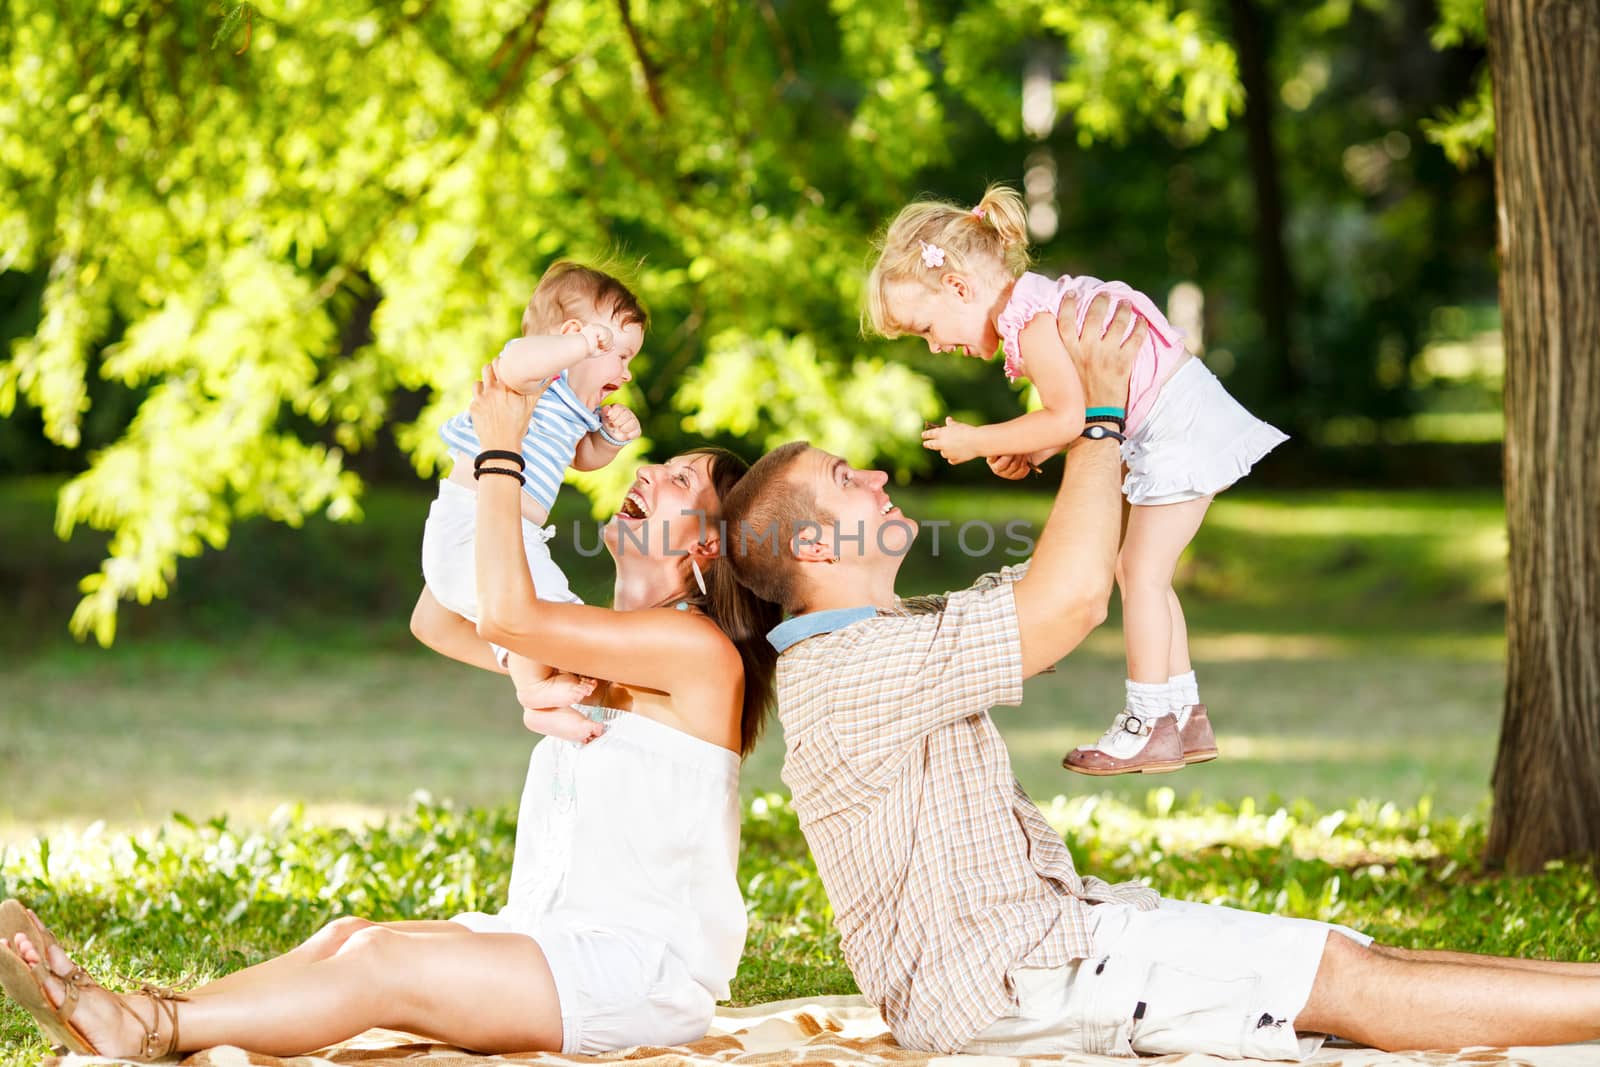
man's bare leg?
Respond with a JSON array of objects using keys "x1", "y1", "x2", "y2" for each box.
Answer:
[
  {"x1": 1369, "y1": 941, "x2": 1600, "y2": 977},
  {"x1": 1300, "y1": 934, "x2": 1600, "y2": 1049}
]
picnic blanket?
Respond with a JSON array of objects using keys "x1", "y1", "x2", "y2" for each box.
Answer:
[{"x1": 48, "y1": 994, "x2": 1600, "y2": 1067}]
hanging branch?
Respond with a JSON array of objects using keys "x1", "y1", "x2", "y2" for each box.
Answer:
[{"x1": 616, "y1": 0, "x2": 668, "y2": 119}]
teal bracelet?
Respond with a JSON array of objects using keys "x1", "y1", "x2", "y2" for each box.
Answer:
[{"x1": 1085, "y1": 406, "x2": 1126, "y2": 419}]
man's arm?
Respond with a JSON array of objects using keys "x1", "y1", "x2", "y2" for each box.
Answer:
[{"x1": 1012, "y1": 295, "x2": 1144, "y2": 678}]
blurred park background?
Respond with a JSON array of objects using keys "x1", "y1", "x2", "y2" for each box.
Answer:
[
  {"x1": 9, "y1": 2, "x2": 1598, "y2": 1057},
  {"x1": 1, "y1": 0, "x2": 1506, "y2": 833}
]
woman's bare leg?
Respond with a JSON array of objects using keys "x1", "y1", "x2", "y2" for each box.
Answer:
[
  {"x1": 8, "y1": 922, "x2": 563, "y2": 1056},
  {"x1": 187, "y1": 918, "x2": 466, "y2": 998},
  {"x1": 1300, "y1": 934, "x2": 1600, "y2": 1049}
]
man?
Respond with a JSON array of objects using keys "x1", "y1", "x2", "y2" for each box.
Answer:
[{"x1": 721, "y1": 297, "x2": 1600, "y2": 1059}]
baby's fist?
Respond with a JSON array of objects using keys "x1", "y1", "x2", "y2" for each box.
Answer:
[
  {"x1": 600, "y1": 403, "x2": 641, "y2": 444},
  {"x1": 580, "y1": 321, "x2": 615, "y2": 357}
]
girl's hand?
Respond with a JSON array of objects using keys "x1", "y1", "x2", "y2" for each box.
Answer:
[
  {"x1": 922, "y1": 417, "x2": 983, "y2": 465},
  {"x1": 580, "y1": 321, "x2": 615, "y2": 357},
  {"x1": 987, "y1": 453, "x2": 1035, "y2": 480},
  {"x1": 599, "y1": 403, "x2": 642, "y2": 444},
  {"x1": 471, "y1": 362, "x2": 542, "y2": 449}
]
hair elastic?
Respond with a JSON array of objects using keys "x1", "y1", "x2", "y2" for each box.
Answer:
[
  {"x1": 474, "y1": 466, "x2": 526, "y2": 486},
  {"x1": 474, "y1": 449, "x2": 526, "y2": 471}
]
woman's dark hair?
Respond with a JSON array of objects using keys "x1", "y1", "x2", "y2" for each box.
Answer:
[{"x1": 678, "y1": 447, "x2": 782, "y2": 759}]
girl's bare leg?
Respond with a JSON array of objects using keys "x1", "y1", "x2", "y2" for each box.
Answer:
[
  {"x1": 1118, "y1": 496, "x2": 1211, "y2": 683},
  {"x1": 1166, "y1": 587, "x2": 1192, "y2": 677}
]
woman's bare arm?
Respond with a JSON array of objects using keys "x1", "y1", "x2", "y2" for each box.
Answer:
[{"x1": 469, "y1": 364, "x2": 741, "y2": 698}]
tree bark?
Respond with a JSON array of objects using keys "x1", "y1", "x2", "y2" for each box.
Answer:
[
  {"x1": 1226, "y1": 0, "x2": 1302, "y2": 414},
  {"x1": 1485, "y1": 0, "x2": 1600, "y2": 873}
]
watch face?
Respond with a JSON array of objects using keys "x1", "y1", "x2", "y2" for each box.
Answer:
[{"x1": 1084, "y1": 425, "x2": 1106, "y2": 438}]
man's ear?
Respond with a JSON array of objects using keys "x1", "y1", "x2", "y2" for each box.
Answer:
[{"x1": 792, "y1": 538, "x2": 836, "y2": 565}]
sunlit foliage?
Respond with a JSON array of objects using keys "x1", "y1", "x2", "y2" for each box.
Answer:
[{"x1": 0, "y1": 1, "x2": 1239, "y2": 641}]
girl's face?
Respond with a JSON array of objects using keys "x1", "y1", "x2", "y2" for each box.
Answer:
[
  {"x1": 606, "y1": 453, "x2": 720, "y2": 560},
  {"x1": 884, "y1": 275, "x2": 1002, "y2": 359}
]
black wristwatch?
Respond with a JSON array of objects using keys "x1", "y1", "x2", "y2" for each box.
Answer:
[{"x1": 1080, "y1": 423, "x2": 1126, "y2": 444}]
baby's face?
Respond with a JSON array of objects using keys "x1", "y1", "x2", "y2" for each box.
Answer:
[
  {"x1": 884, "y1": 277, "x2": 1000, "y2": 359},
  {"x1": 564, "y1": 311, "x2": 644, "y2": 407}
]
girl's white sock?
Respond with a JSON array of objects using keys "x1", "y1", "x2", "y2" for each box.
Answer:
[
  {"x1": 1124, "y1": 679, "x2": 1173, "y2": 721},
  {"x1": 1169, "y1": 670, "x2": 1200, "y2": 709}
]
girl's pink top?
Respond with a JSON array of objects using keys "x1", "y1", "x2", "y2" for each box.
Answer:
[{"x1": 996, "y1": 271, "x2": 1183, "y2": 433}]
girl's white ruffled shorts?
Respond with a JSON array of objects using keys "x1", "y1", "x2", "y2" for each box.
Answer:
[{"x1": 1121, "y1": 358, "x2": 1288, "y2": 506}]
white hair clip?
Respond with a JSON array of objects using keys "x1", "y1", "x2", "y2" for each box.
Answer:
[{"x1": 919, "y1": 240, "x2": 946, "y2": 269}]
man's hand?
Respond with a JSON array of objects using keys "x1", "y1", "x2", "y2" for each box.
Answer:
[
  {"x1": 1064, "y1": 294, "x2": 1147, "y2": 409},
  {"x1": 922, "y1": 417, "x2": 983, "y2": 464},
  {"x1": 986, "y1": 453, "x2": 1035, "y2": 480},
  {"x1": 599, "y1": 403, "x2": 641, "y2": 445}
]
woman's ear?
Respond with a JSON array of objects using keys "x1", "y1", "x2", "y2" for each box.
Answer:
[{"x1": 690, "y1": 533, "x2": 722, "y2": 562}]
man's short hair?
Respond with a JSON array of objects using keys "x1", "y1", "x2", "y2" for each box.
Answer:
[
  {"x1": 721, "y1": 441, "x2": 830, "y2": 614},
  {"x1": 523, "y1": 261, "x2": 648, "y2": 336}
]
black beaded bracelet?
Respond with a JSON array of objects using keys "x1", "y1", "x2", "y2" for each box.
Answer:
[
  {"x1": 474, "y1": 466, "x2": 526, "y2": 486},
  {"x1": 474, "y1": 449, "x2": 525, "y2": 471},
  {"x1": 1084, "y1": 414, "x2": 1127, "y2": 430}
]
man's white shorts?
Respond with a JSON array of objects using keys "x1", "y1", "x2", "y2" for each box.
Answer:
[{"x1": 964, "y1": 898, "x2": 1373, "y2": 1061}]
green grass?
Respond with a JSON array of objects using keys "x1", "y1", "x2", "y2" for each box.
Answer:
[{"x1": 3, "y1": 795, "x2": 1596, "y2": 1064}]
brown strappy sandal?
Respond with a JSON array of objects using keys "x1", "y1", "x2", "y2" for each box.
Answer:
[{"x1": 0, "y1": 912, "x2": 186, "y2": 1060}]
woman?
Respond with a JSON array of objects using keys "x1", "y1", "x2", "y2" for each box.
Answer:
[{"x1": 0, "y1": 364, "x2": 780, "y2": 1059}]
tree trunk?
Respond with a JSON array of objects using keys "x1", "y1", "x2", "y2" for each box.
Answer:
[
  {"x1": 1484, "y1": 0, "x2": 1600, "y2": 873},
  {"x1": 1226, "y1": 0, "x2": 1302, "y2": 415}
]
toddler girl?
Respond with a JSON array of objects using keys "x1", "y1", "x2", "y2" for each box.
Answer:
[{"x1": 866, "y1": 186, "x2": 1287, "y2": 775}]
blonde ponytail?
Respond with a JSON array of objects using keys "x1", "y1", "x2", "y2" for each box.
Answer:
[
  {"x1": 864, "y1": 183, "x2": 1032, "y2": 337},
  {"x1": 974, "y1": 184, "x2": 1028, "y2": 273}
]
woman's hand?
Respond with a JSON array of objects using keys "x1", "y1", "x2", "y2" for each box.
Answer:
[{"x1": 470, "y1": 362, "x2": 542, "y2": 450}]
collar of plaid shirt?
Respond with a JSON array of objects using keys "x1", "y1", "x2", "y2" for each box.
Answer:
[{"x1": 766, "y1": 606, "x2": 879, "y2": 651}]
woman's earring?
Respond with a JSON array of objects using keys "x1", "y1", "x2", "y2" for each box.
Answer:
[{"x1": 691, "y1": 556, "x2": 708, "y2": 596}]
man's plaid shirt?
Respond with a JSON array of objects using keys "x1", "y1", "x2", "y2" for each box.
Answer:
[{"x1": 768, "y1": 562, "x2": 1159, "y2": 1053}]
